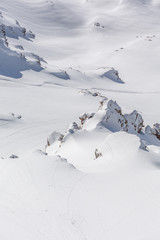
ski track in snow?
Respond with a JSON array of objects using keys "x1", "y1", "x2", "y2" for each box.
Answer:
[{"x1": 1, "y1": 0, "x2": 160, "y2": 239}]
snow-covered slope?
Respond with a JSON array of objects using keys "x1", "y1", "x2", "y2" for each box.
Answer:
[{"x1": 1, "y1": 0, "x2": 160, "y2": 239}]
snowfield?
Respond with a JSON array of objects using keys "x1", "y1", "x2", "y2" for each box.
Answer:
[{"x1": 1, "y1": 0, "x2": 160, "y2": 239}]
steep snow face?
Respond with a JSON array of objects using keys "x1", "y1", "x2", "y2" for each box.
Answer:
[
  {"x1": 0, "y1": 12, "x2": 44, "y2": 78},
  {"x1": 1, "y1": 0, "x2": 160, "y2": 89},
  {"x1": 0, "y1": 42, "x2": 42, "y2": 78}
]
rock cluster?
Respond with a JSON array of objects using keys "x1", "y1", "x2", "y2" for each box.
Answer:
[{"x1": 106, "y1": 100, "x2": 144, "y2": 134}]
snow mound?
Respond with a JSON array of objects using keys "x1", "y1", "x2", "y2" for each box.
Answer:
[
  {"x1": 51, "y1": 70, "x2": 70, "y2": 80},
  {"x1": 98, "y1": 131, "x2": 140, "y2": 163},
  {"x1": 46, "y1": 98, "x2": 160, "y2": 170},
  {"x1": 46, "y1": 99, "x2": 142, "y2": 168},
  {"x1": 100, "y1": 68, "x2": 124, "y2": 84},
  {"x1": 0, "y1": 113, "x2": 22, "y2": 124}
]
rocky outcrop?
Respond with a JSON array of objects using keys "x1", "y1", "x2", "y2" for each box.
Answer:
[
  {"x1": 105, "y1": 100, "x2": 144, "y2": 134},
  {"x1": 124, "y1": 110, "x2": 144, "y2": 133},
  {"x1": 145, "y1": 123, "x2": 160, "y2": 140},
  {"x1": 46, "y1": 98, "x2": 160, "y2": 161},
  {"x1": 79, "y1": 113, "x2": 95, "y2": 126}
]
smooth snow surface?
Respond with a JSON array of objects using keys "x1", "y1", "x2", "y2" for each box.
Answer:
[{"x1": 1, "y1": 0, "x2": 160, "y2": 239}]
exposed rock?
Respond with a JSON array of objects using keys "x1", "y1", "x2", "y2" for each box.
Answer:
[
  {"x1": 68, "y1": 122, "x2": 79, "y2": 133},
  {"x1": 15, "y1": 45, "x2": 24, "y2": 50},
  {"x1": 95, "y1": 149, "x2": 102, "y2": 159},
  {"x1": 79, "y1": 113, "x2": 95, "y2": 126},
  {"x1": 140, "y1": 140, "x2": 148, "y2": 151},
  {"x1": 9, "y1": 154, "x2": 18, "y2": 159},
  {"x1": 47, "y1": 131, "x2": 61, "y2": 147},
  {"x1": 94, "y1": 22, "x2": 101, "y2": 27},
  {"x1": 106, "y1": 100, "x2": 144, "y2": 133},
  {"x1": 145, "y1": 123, "x2": 160, "y2": 140},
  {"x1": 46, "y1": 98, "x2": 146, "y2": 158},
  {"x1": 124, "y1": 110, "x2": 144, "y2": 133},
  {"x1": 106, "y1": 100, "x2": 126, "y2": 131},
  {"x1": 79, "y1": 113, "x2": 88, "y2": 125}
]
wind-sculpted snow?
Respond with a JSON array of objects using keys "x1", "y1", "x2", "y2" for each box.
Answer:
[
  {"x1": 46, "y1": 98, "x2": 160, "y2": 170},
  {"x1": 0, "y1": 12, "x2": 44, "y2": 78},
  {"x1": 1, "y1": 0, "x2": 160, "y2": 239},
  {"x1": 51, "y1": 70, "x2": 70, "y2": 80},
  {"x1": 101, "y1": 68, "x2": 124, "y2": 84},
  {"x1": 0, "y1": 112, "x2": 22, "y2": 124},
  {"x1": 0, "y1": 42, "x2": 43, "y2": 78},
  {"x1": 46, "y1": 95, "x2": 160, "y2": 172}
]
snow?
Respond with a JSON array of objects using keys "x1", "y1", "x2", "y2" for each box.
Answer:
[{"x1": 1, "y1": 0, "x2": 160, "y2": 239}]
